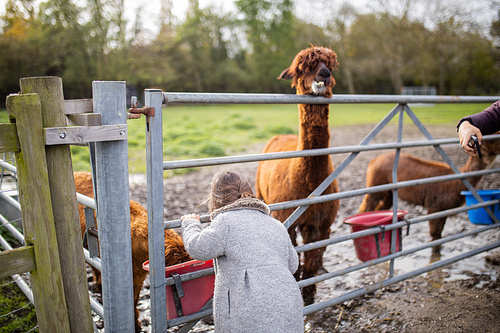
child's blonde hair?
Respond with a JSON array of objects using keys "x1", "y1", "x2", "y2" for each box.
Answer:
[{"x1": 208, "y1": 170, "x2": 255, "y2": 212}]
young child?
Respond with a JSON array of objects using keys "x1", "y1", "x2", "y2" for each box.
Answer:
[{"x1": 181, "y1": 170, "x2": 304, "y2": 332}]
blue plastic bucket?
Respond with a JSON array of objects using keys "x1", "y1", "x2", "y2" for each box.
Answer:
[{"x1": 461, "y1": 190, "x2": 500, "y2": 225}]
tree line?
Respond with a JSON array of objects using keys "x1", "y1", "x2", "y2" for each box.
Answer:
[{"x1": 1, "y1": 0, "x2": 499, "y2": 108}]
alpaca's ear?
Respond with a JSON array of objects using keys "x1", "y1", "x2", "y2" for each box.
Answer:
[{"x1": 278, "y1": 67, "x2": 294, "y2": 80}]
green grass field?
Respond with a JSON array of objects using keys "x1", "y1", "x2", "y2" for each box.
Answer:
[
  {"x1": 0, "y1": 102, "x2": 492, "y2": 175},
  {"x1": 125, "y1": 102, "x2": 490, "y2": 174}
]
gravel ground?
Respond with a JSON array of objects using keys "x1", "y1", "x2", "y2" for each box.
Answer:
[{"x1": 116, "y1": 123, "x2": 500, "y2": 332}]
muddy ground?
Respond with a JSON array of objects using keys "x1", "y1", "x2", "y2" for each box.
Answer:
[{"x1": 123, "y1": 122, "x2": 500, "y2": 332}]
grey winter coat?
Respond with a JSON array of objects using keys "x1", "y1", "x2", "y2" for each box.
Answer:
[{"x1": 181, "y1": 198, "x2": 304, "y2": 333}]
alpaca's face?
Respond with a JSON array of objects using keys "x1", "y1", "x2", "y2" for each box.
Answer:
[
  {"x1": 481, "y1": 134, "x2": 500, "y2": 163},
  {"x1": 307, "y1": 62, "x2": 334, "y2": 96},
  {"x1": 279, "y1": 46, "x2": 338, "y2": 97},
  {"x1": 164, "y1": 237, "x2": 193, "y2": 266}
]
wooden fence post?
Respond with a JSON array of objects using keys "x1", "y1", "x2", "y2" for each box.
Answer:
[
  {"x1": 6, "y1": 93, "x2": 71, "y2": 332},
  {"x1": 20, "y1": 76, "x2": 93, "y2": 333}
]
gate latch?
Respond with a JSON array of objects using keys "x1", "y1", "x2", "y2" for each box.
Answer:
[
  {"x1": 127, "y1": 96, "x2": 155, "y2": 119},
  {"x1": 170, "y1": 272, "x2": 185, "y2": 317}
]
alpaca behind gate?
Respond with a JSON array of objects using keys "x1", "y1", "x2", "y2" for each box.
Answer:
[
  {"x1": 359, "y1": 135, "x2": 500, "y2": 253},
  {"x1": 255, "y1": 46, "x2": 340, "y2": 305},
  {"x1": 74, "y1": 171, "x2": 192, "y2": 332}
]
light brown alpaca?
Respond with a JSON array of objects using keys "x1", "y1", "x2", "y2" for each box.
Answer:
[
  {"x1": 255, "y1": 46, "x2": 340, "y2": 305},
  {"x1": 73, "y1": 171, "x2": 192, "y2": 332},
  {"x1": 359, "y1": 135, "x2": 500, "y2": 252}
]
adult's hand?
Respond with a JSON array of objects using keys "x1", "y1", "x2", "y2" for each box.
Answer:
[{"x1": 458, "y1": 120, "x2": 482, "y2": 157}]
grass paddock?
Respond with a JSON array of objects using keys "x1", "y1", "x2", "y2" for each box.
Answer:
[{"x1": 1, "y1": 102, "x2": 491, "y2": 174}]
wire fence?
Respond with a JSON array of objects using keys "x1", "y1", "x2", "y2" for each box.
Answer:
[
  {"x1": 0, "y1": 154, "x2": 38, "y2": 332},
  {"x1": 0, "y1": 217, "x2": 37, "y2": 332}
]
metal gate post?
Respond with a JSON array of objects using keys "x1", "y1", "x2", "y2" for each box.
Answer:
[
  {"x1": 92, "y1": 81, "x2": 135, "y2": 332},
  {"x1": 389, "y1": 106, "x2": 404, "y2": 277},
  {"x1": 145, "y1": 89, "x2": 168, "y2": 332}
]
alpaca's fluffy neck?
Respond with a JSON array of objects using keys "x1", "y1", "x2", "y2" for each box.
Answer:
[
  {"x1": 459, "y1": 154, "x2": 495, "y2": 188},
  {"x1": 297, "y1": 103, "x2": 331, "y2": 150}
]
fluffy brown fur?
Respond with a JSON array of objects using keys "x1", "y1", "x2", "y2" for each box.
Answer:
[
  {"x1": 255, "y1": 46, "x2": 340, "y2": 305},
  {"x1": 359, "y1": 135, "x2": 500, "y2": 252},
  {"x1": 74, "y1": 171, "x2": 192, "y2": 331}
]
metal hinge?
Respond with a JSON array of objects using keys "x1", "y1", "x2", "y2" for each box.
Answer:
[{"x1": 127, "y1": 96, "x2": 155, "y2": 119}]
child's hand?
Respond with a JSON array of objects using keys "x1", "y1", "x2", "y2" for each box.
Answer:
[{"x1": 181, "y1": 214, "x2": 200, "y2": 221}]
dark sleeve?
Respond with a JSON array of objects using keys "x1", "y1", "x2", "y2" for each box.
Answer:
[{"x1": 457, "y1": 101, "x2": 500, "y2": 135}]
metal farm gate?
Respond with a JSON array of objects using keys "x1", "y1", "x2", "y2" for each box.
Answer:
[
  {"x1": 1, "y1": 80, "x2": 499, "y2": 333},
  {"x1": 144, "y1": 91, "x2": 500, "y2": 332}
]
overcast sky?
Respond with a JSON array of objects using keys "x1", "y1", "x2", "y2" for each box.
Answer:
[{"x1": 0, "y1": 0, "x2": 496, "y2": 37}]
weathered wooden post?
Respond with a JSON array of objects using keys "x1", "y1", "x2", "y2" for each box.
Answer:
[
  {"x1": 5, "y1": 93, "x2": 71, "y2": 332},
  {"x1": 20, "y1": 76, "x2": 93, "y2": 333},
  {"x1": 92, "y1": 81, "x2": 135, "y2": 332}
]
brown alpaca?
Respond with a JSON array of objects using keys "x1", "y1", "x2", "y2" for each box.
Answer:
[
  {"x1": 73, "y1": 171, "x2": 192, "y2": 331},
  {"x1": 359, "y1": 135, "x2": 500, "y2": 252},
  {"x1": 255, "y1": 46, "x2": 340, "y2": 305}
]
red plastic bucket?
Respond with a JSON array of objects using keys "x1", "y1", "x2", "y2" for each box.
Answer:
[
  {"x1": 343, "y1": 210, "x2": 407, "y2": 262},
  {"x1": 143, "y1": 259, "x2": 215, "y2": 319}
]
